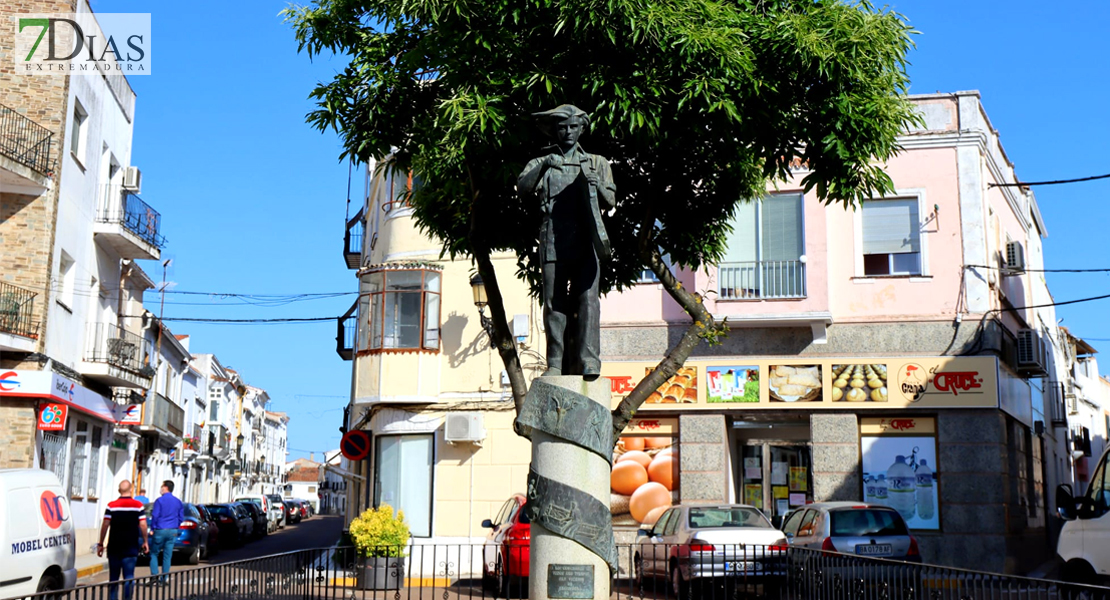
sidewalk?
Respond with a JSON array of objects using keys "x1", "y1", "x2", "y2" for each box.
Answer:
[{"x1": 75, "y1": 552, "x2": 109, "y2": 580}]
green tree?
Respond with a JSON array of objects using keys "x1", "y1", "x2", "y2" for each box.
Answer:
[{"x1": 285, "y1": 0, "x2": 919, "y2": 439}]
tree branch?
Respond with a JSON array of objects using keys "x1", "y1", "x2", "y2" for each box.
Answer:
[
  {"x1": 610, "y1": 214, "x2": 725, "y2": 441},
  {"x1": 465, "y1": 160, "x2": 529, "y2": 416}
]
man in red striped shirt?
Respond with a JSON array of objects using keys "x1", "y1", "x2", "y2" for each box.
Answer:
[{"x1": 97, "y1": 481, "x2": 150, "y2": 600}]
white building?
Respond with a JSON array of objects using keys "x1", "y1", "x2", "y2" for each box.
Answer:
[
  {"x1": 284, "y1": 458, "x2": 321, "y2": 512},
  {"x1": 318, "y1": 450, "x2": 348, "y2": 516}
]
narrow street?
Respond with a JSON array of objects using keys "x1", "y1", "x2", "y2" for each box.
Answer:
[{"x1": 77, "y1": 515, "x2": 344, "y2": 586}]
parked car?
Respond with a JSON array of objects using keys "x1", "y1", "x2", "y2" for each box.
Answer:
[
  {"x1": 196, "y1": 504, "x2": 220, "y2": 556},
  {"x1": 285, "y1": 499, "x2": 302, "y2": 524},
  {"x1": 1056, "y1": 446, "x2": 1110, "y2": 584},
  {"x1": 634, "y1": 504, "x2": 788, "y2": 598},
  {"x1": 781, "y1": 502, "x2": 920, "y2": 562},
  {"x1": 174, "y1": 503, "x2": 214, "y2": 564},
  {"x1": 236, "y1": 495, "x2": 275, "y2": 534},
  {"x1": 0, "y1": 469, "x2": 77, "y2": 595},
  {"x1": 265, "y1": 494, "x2": 286, "y2": 529},
  {"x1": 239, "y1": 502, "x2": 268, "y2": 539},
  {"x1": 206, "y1": 503, "x2": 253, "y2": 546},
  {"x1": 481, "y1": 494, "x2": 530, "y2": 597},
  {"x1": 296, "y1": 499, "x2": 310, "y2": 520}
]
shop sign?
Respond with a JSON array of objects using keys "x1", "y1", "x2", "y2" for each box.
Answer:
[
  {"x1": 860, "y1": 417, "x2": 936, "y2": 435},
  {"x1": 0, "y1": 370, "x2": 120, "y2": 423},
  {"x1": 119, "y1": 404, "x2": 143, "y2": 425},
  {"x1": 37, "y1": 403, "x2": 68, "y2": 431},
  {"x1": 601, "y1": 356, "x2": 998, "y2": 411},
  {"x1": 624, "y1": 418, "x2": 677, "y2": 435}
]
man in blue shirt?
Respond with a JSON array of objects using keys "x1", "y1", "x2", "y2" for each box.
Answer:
[
  {"x1": 148, "y1": 480, "x2": 184, "y2": 584},
  {"x1": 134, "y1": 489, "x2": 149, "y2": 505}
]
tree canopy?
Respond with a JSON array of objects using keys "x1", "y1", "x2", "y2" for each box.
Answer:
[{"x1": 286, "y1": 0, "x2": 919, "y2": 434}]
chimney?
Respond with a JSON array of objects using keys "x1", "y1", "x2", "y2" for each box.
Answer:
[{"x1": 309, "y1": 452, "x2": 314, "y2": 462}]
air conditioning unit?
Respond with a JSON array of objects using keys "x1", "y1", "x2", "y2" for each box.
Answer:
[
  {"x1": 1066, "y1": 395, "x2": 1079, "y2": 415},
  {"x1": 445, "y1": 412, "x2": 485, "y2": 444},
  {"x1": 1065, "y1": 379, "x2": 1076, "y2": 398},
  {"x1": 1005, "y1": 240, "x2": 1025, "y2": 274},
  {"x1": 123, "y1": 166, "x2": 142, "y2": 193},
  {"x1": 1016, "y1": 328, "x2": 1048, "y2": 377}
]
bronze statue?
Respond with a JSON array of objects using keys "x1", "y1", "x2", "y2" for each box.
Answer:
[{"x1": 518, "y1": 105, "x2": 615, "y2": 378}]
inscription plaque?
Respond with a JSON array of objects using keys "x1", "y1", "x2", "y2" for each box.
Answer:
[{"x1": 547, "y1": 564, "x2": 595, "y2": 599}]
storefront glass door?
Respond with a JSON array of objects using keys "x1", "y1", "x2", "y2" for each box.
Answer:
[{"x1": 738, "y1": 441, "x2": 813, "y2": 518}]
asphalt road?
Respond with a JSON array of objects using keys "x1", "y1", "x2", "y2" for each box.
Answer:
[{"x1": 78, "y1": 514, "x2": 345, "y2": 586}]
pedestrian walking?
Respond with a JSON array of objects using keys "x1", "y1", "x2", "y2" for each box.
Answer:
[
  {"x1": 134, "y1": 489, "x2": 150, "y2": 505},
  {"x1": 149, "y1": 480, "x2": 184, "y2": 584},
  {"x1": 97, "y1": 481, "x2": 149, "y2": 600}
]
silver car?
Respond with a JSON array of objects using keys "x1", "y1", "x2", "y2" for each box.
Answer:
[
  {"x1": 634, "y1": 504, "x2": 788, "y2": 598},
  {"x1": 782, "y1": 502, "x2": 921, "y2": 561}
]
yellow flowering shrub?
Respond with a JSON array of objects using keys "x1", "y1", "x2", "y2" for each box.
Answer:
[{"x1": 348, "y1": 504, "x2": 410, "y2": 558}]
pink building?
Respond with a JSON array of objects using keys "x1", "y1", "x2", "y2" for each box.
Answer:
[{"x1": 599, "y1": 91, "x2": 1066, "y2": 573}]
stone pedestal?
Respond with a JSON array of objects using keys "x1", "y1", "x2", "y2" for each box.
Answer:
[{"x1": 527, "y1": 376, "x2": 611, "y2": 600}]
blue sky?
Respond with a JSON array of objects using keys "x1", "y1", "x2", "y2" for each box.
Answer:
[{"x1": 92, "y1": 0, "x2": 1110, "y2": 460}]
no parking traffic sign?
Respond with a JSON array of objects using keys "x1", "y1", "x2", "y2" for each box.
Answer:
[{"x1": 340, "y1": 430, "x2": 371, "y2": 461}]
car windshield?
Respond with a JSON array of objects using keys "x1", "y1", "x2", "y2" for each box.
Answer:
[
  {"x1": 830, "y1": 509, "x2": 908, "y2": 537},
  {"x1": 238, "y1": 498, "x2": 262, "y2": 507},
  {"x1": 209, "y1": 506, "x2": 232, "y2": 517},
  {"x1": 687, "y1": 507, "x2": 771, "y2": 528}
]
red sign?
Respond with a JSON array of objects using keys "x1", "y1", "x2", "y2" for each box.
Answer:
[
  {"x1": 40, "y1": 491, "x2": 67, "y2": 529},
  {"x1": 932, "y1": 371, "x2": 983, "y2": 396},
  {"x1": 38, "y1": 403, "x2": 68, "y2": 431},
  {"x1": 340, "y1": 430, "x2": 371, "y2": 461}
]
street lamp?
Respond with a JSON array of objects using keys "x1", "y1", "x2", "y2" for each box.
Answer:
[{"x1": 468, "y1": 273, "x2": 496, "y2": 339}]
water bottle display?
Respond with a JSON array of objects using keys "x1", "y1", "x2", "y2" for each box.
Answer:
[
  {"x1": 863, "y1": 475, "x2": 875, "y2": 502},
  {"x1": 874, "y1": 474, "x2": 888, "y2": 501},
  {"x1": 916, "y1": 459, "x2": 934, "y2": 520},
  {"x1": 886, "y1": 455, "x2": 916, "y2": 519}
]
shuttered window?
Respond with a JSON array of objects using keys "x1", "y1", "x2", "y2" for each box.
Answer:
[
  {"x1": 862, "y1": 199, "x2": 922, "y2": 276},
  {"x1": 719, "y1": 193, "x2": 805, "y2": 299}
]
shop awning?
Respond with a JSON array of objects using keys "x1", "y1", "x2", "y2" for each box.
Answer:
[{"x1": 0, "y1": 370, "x2": 121, "y2": 423}]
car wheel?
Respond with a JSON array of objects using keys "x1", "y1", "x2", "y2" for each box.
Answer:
[
  {"x1": 633, "y1": 554, "x2": 646, "y2": 591},
  {"x1": 37, "y1": 573, "x2": 62, "y2": 593},
  {"x1": 670, "y1": 564, "x2": 690, "y2": 600},
  {"x1": 495, "y1": 555, "x2": 510, "y2": 598},
  {"x1": 188, "y1": 547, "x2": 200, "y2": 565},
  {"x1": 1061, "y1": 559, "x2": 1097, "y2": 585}
]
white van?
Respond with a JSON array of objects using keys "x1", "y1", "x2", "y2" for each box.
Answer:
[
  {"x1": 1056, "y1": 446, "x2": 1110, "y2": 584},
  {"x1": 0, "y1": 469, "x2": 77, "y2": 595}
]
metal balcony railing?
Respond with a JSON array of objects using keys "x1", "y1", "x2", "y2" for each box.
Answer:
[
  {"x1": 0, "y1": 280, "x2": 38, "y2": 339},
  {"x1": 144, "y1": 392, "x2": 184, "y2": 437},
  {"x1": 85, "y1": 322, "x2": 151, "y2": 375},
  {"x1": 717, "y1": 259, "x2": 807, "y2": 300},
  {"x1": 98, "y1": 184, "x2": 166, "y2": 248},
  {"x1": 1048, "y1": 382, "x2": 1068, "y2": 427},
  {"x1": 336, "y1": 301, "x2": 356, "y2": 360},
  {"x1": 343, "y1": 210, "x2": 364, "y2": 269},
  {"x1": 0, "y1": 103, "x2": 54, "y2": 176}
]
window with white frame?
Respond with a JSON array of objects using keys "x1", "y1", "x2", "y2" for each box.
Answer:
[
  {"x1": 70, "y1": 100, "x2": 88, "y2": 165},
  {"x1": 69, "y1": 420, "x2": 89, "y2": 498},
  {"x1": 58, "y1": 251, "x2": 76, "y2": 310},
  {"x1": 862, "y1": 198, "x2": 922, "y2": 276},
  {"x1": 718, "y1": 193, "x2": 806, "y2": 299},
  {"x1": 375, "y1": 434, "x2": 433, "y2": 537},
  {"x1": 87, "y1": 425, "x2": 103, "y2": 498},
  {"x1": 358, "y1": 269, "x2": 441, "y2": 352}
]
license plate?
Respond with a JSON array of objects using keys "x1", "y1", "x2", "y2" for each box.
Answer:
[
  {"x1": 725, "y1": 562, "x2": 755, "y2": 572},
  {"x1": 855, "y1": 544, "x2": 892, "y2": 556}
]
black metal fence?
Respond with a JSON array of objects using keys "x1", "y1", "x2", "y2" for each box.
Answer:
[
  {"x1": 97, "y1": 184, "x2": 166, "y2": 249},
  {"x1": 0, "y1": 103, "x2": 54, "y2": 176},
  {"x1": 11, "y1": 544, "x2": 1109, "y2": 600},
  {"x1": 0, "y1": 279, "x2": 38, "y2": 339}
]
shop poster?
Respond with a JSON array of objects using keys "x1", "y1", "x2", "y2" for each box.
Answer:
[
  {"x1": 860, "y1": 419, "x2": 939, "y2": 530},
  {"x1": 789, "y1": 467, "x2": 807, "y2": 492},
  {"x1": 707, "y1": 366, "x2": 759, "y2": 403},
  {"x1": 743, "y1": 484, "x2": 762, "y2": 508},
  {"x1": 611, "y1": 433, "x2": 679, "y2": 527}
]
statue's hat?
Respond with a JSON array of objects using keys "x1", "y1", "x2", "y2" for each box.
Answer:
[{"x1": 533, "y1": 104, "x2": 590, "y2": 136}]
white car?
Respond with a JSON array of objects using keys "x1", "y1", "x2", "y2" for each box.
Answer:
[
  {"x1": 634, "y1": 504, "x2": 788, "y2": 598},
  {"x1": 1056, "y1": 446, "x2": 1110, "y2": 585},
  {"x1": 0, "y1": 469, "x2": 77, "y2": 595}
]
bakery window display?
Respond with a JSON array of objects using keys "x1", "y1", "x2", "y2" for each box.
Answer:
[
  {"x1": 831, "y1": 364, "x2": 888, "y2": 402},
  {"x1": 768, "y1": 365, "x2": 822, "y2": 402},
  {"x1": 644, "y1": 366, "x2": 698, "y2": 403},
  {"x1": 610, "y1": 436, "x2": 679, "y2": 526}
]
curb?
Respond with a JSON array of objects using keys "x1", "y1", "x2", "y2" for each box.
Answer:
[{"x1": 76, "y1": 562, "x2": 107, "y2": 579}]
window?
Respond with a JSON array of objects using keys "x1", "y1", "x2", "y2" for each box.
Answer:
[
  {"x1": 87, "y1": 425, "x2": 103, "y2": 498},
  {"x1": 70, "y1": 100, "x2": 88, "y2": 165},
  {"x1": 308, "y1": 486, "x2": 316, "y2": 494},
  {"x1": 208, "y1": 397, "x2": 219, "y2": 421},
  {"x1": 69, "y1": 420, "x2": 89, "y2": 498},
  {"x1": 375, "y1": 434, "x2": 433, "y2": 537},
  {"x1": 58, "y1": 251, "x2": 76, "y2": 310},
  {"x1": 862, "y1": 198, "x2": 921, "y2": 276},
  {"x1": 359, "y1": 269, "x2": 441, "y2": 352},
  {"x1": 719, "y1": 193, "x2": 805, "y2": 299}
]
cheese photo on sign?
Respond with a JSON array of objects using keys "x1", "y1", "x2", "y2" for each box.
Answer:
[{"x1": 768, "y1": 365, "x2": 822, "y2": 402}]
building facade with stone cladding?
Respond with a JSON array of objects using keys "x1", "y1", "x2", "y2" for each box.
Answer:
[
  {"x1": 0, "y1": 0, "x2": 168, "y2": 562},
  {"x1": 596, "y1": 92, "x2": 1074, "y2": 575}
]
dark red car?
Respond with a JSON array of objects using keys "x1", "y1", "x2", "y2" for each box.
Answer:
[
  {"x1": 482, "y1": 494, "x2": 530, "y2": 597},
  {"x1": 196, "y1": 504, "x2": 220, "y2": 556}
]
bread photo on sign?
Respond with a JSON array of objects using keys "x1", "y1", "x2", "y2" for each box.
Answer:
[
  {"x1": 644, "y1": 366, "x2": 698, "y2": 404},
  {"x1": 769, "y1": 365, "x2": 822, "y2": 402}
]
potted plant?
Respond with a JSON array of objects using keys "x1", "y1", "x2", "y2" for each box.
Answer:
[{"x1": 348, "y1": 504, "x2": 410, "y2": 590}]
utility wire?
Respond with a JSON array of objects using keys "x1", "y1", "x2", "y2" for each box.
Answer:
[{"x1": 988, "y1": 172, "x2": 1110, "y2": 188}]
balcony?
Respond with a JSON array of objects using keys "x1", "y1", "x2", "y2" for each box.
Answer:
[
  {"x1": 717, "y1": 259, "x2": 807, "y2": 300},
  {"x1": 207, "y1": 424, "x2": 231, "y2": 459},
  {"x1": 336, "y1": 300, "x2": 356, "y2": 361},
  {"x1": 0, "y1": 280, "x2": 39, "y2": 352},
  {"x1": 138, "y1": 392, "x2": 185, "y2": 439},
  {"x1": 81, "y1": 322, "x2": 153, "y2": 388},
  {"x1": 0, "y1": 103, "x2": 53, "y2": 190},
  {"x1": 343, "y1": 209, "x2": 364, "y2": 269},
  {"x1": 94, "y1": 184, "x2": 165, "y2": 260}
]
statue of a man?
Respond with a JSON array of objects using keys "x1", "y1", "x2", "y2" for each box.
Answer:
[{"x1": 518, "y1": 104, "x2": 616, "y2": 378}]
